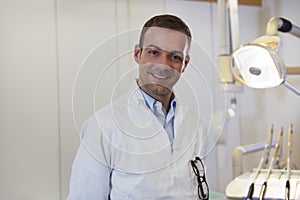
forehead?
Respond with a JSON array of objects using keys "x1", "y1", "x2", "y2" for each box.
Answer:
[{"x1": 143, "y1": 27, "x2": 189, "y2": 53}]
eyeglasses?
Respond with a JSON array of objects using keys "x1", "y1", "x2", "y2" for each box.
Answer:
[{"x1": 191, "y1": 157, "x2": 209, "y2": 200}]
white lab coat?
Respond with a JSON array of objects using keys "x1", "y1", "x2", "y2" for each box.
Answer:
[{"x1": 68, "y1": 81, "x2": 207, "y2": 200}]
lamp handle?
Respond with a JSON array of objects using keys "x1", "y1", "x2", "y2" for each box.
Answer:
[
  {"x1": 278, "y1": 17, "x2": 300, "y2": 38},
  {"x1": 283, "y1": 81, "x2": 300, "y2": 95}
]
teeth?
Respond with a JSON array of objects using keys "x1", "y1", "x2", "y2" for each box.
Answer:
[{"x1": 152, "y1": 73, "x2": 168, "y2": 79}]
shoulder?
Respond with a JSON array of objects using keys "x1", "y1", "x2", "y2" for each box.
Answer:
[{"x1": 82, "y1": 84, "x2": 144, "y2": 133}]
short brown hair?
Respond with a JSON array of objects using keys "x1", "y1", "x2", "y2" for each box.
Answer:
[{"x1": 139, "y1": 14, "x2": 192, "y2": 51}]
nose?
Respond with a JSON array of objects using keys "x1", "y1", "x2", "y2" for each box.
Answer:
[{"x1": 157, "y1": 52, "x2": 172, "y2": 67}]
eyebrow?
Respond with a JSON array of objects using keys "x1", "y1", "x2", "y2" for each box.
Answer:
[{"x1": 145, "y1": 44, "x2": 184, "y2": 56}]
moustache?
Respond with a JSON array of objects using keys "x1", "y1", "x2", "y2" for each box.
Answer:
[{"x1": 142, "y1": 63, "x2": 179, "y2": 77}]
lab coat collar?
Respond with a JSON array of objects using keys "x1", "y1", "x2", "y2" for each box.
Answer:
[{"x1": 126, "y1": 80, "x2": 186, "y2": 150}]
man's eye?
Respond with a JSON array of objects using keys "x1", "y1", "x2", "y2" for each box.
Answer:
[
  {"x1": 148, "y1": 50, "x2": 160, "y2": 56},
  {"x1": 170, "y1": 54, "x2": 183, "y2": 62}
]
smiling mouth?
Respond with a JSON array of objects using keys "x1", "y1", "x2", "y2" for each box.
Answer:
[{"x1": 150, "y1": 73, "x2": 171, "y2": 80}]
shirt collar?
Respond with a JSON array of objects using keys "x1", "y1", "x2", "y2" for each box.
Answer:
[{"x1": 139, "y1": 87, "x2": 177, "y2": 115}]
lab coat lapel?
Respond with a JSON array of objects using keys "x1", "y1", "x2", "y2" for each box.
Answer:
[{"x1": 173, "y1": 99, "x2": 202, "y2": 155}]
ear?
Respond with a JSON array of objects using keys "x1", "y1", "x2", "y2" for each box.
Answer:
[
  {"x1": 182, "y1": 55, "x2": 190, "y2": 73},
  {"x1": 134, "y1": 44, "x2": 142, "y2": 64}
]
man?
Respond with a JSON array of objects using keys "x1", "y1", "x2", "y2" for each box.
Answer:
[{"x1": 69, "y1": 14, "x2": 208, "y2": 199}]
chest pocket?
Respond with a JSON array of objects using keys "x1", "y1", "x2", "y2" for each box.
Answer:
[
  {"x1": 157, "y1": 161, "x2": 198, "y2": 198},
  {"x1": 176, "y1": 161, "x2": 197, "y2": 193},
  {"x1": 110, "y1": 166, "x2": 197, "y2": 199},
  {"x1": 110, "y1": 170, "x2": 157, "y2": 200}
]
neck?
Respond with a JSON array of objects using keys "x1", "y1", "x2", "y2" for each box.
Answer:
[
  {"x1": 137, "y1": 80, "x2": 173, "y2": 116},
  {"x1": 156, "y1": 92, "x2": 173, "y2": 116}
]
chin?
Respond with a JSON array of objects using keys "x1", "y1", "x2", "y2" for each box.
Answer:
[{"x1": 149, "y1": 84, "x2": 172, "y2": 96}]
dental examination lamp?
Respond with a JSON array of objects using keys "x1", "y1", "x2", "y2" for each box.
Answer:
[{"x1": 231, "y1": 17, "x2": 300, "y2": 95}]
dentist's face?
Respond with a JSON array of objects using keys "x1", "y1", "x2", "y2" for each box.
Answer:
[{"x1": 134, "y1": 27, "x2": 190, "y2": 98}]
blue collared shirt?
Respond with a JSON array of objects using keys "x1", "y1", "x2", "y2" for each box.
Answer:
[{"x1": 140, "y1": 90, "x2": 176, "y2": 145}]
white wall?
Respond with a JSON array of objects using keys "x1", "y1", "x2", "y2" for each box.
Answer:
[
  {"x1": 56, "y1": 1, "x2": 117, "y2": 198},
  {"x1": 0, "y1": 1, "x2": 60, "y2": 199},
  {"x1": 1, "y1": 0, "x2": 299, "y2": 199}
]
